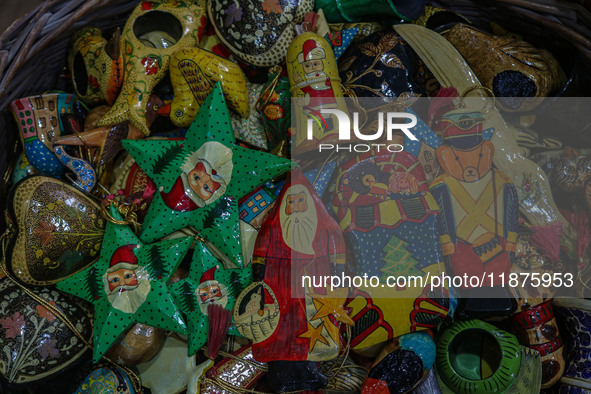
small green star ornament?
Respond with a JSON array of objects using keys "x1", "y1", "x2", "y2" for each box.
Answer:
[
  {"x1": 56, "y1": 206, "x2": 193, "y2": 362},
  {"x1": 170, "y1": 243, "x2": 251, "y2": 355},
  {"x1": 122, "y1": 82, "x2": 291, "y2": 268}
]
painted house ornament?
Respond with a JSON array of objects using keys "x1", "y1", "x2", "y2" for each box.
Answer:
[
  {"x1": 56, "y1": 206, "x2": 193, "y2": 361},
  {"x1": 122, "y1": 83, "x2": 291, "y2": 268}
]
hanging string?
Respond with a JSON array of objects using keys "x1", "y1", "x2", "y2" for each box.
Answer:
[{"x1": 0, "y1": 231, "x2": 143, "y2": 393}]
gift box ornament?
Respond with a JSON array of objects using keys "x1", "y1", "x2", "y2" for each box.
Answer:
[
  {"x1": 339, "y1": 31, "x2": 427, "y2": 99},
  {"x1": 4, "y1": 176, "x2": 104, "y2": 286},
  {"x1": 287, "y1": 32, "x2": 348, "y2": 155},
  {"x1": 207, "y1": 0, "x2": 314, "y2": 67},
  {"x1": 234, "y1": 169, "x2": 352, "y2": 392},
  {"x1": 98, "y1": 0, "x2": 206, "y2": 135},
  {"x1": 68, "y1": 27, "x2": 123, "y2": 106},
  {"x1": 10, "y1": 93, "x2": 76, "y2": 176},
  {"x1": 317, "y1": 0, "x2": 425, "y2": 23},
  {"x1": 331, "y1": 150, "x2": 449, "y2": 349},
  {"x1": 122, "y1": 83, "x2": 291, "y2": 268},
  {"x1": 361, "y1": 331, "x2": 436, "y2": 393},
  {"x1": 445, "y1": 24, "x2": 565, "y2": 112},
  {"x1": 436, "y1": 319, "x2": 542, "y2": 393},
  {"x1": 168, "y1": 47, "x2": 249, "y2": 128},
  {"x1": 56, "y1": 205, "x2": 193, "y2": 361},
  {"x1": 73, "y1": 366, "x2": 136, "y2": 394},
  {"x1": 0, "y1": 280, "x2": 93, "y2": 388}
]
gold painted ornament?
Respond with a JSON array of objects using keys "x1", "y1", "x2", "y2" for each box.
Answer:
[
  {"x1": 169, "y1": 47, "x2": 249, "y2": 128},
  {"x1": 68, "y1": 27, "x2": 123, "y2": 106},
  {"x1": 98, "y1": 0, "x2": 207, "y2": 135},
  {"x1": 4, "y1": 176, "x2": 104, "y2": 286}
]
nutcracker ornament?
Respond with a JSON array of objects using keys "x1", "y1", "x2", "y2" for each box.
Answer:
[
  {"x1": 122, "y1": 83, "x2": 291, "y2": 268},
  {"x1": 56, "y1": 206, "x2": 193, "y2": 361},
  {"x1": 234, "y1": 169, "x2": 352, "y2": 392},
  {"x1": 429, "y1": 109, "x2": 519, "y2": 317}
]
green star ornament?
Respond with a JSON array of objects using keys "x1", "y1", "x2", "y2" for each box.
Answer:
[
  {"x1": 170, "y1": 243, "x2": 251, "y2": 355},
  {"x1": 56, "y1": 206, "x2": 193, "y2": 362},
  {"x1": 122, "y1": 82, "x2": 292, "y2": 268}
]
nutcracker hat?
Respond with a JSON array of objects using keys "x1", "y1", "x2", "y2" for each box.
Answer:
[
  {"x1": 298, "y1": 39, "x2": 326, "y2": 63},
  {"x1": 107, "y1": 244, "x2": 140, "y2": 273},
  {"x1": 440, "y1": 110, "x2": 484, "y2": 150},
  {"x1": 198, "y1": 265, "x2": 220, "y2": 289}
]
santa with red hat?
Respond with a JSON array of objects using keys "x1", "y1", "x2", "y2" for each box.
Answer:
[
  {"x1": 294, "y1": 39, "x2": 337, "y2": 110},
  {"x1": 195, "y1": 265, "x2": 228, "y2": 315},
  {"x1": 102, "y1": 244, "x2": 151, "y2": 314},
  {"x1": 160, "y1": 141, "x2": 233, "y2": 212}
]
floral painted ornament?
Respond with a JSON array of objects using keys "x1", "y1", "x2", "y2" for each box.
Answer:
[
  {"x1": 122, "y1": 83, "x2": 292, "y2": 267},
  {"x1": 56, "y1": 206, "x2": 193, "y2": 361},
  {"x1": 97, "y1": 0, "x2": 206, "y2": 135},
  {"x1": 170, "y1": 243, "x2": 251, "y2": 355}
]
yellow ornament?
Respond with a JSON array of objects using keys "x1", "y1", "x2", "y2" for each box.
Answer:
[
  {"x1": 169, "y1": 47, "x2": 249, "y2": 127},
  {"x1": 98, "y1": 0, "x2": 206, "y2": 135}
]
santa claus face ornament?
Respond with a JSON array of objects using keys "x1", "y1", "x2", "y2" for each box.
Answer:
[
  {"x1": 122, "y1": 83, "x2": 292, "y2": 268},
  {"x1": 56, "y1": 206, "x2": 193, "y2": 361}
]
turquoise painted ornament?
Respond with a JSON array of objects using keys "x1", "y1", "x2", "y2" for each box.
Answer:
[
  {"x1": 170, "y1": 243, "x2": 251, "y2": 355},
  {"x1": 56, "y1": 205, "x2": 193, "y2": 361},
  {"x1": 74, "y1": 366, "x2": 136, "y2": 393},
  {"x1": 325, "y1": 27, "x2": 358, "y2": 59},
  {"x1": 122, "y1": 83, "x2": 292, "y2": 267}
]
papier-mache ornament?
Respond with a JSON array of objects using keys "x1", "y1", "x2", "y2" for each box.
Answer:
[
  {"x1": 287, "y1": 31, "x2": 348, "y2": 155},
  {"x1": 122, "y1": 83, "x2": 292, "y2": 268},
  {"x1": 73, "y1": 366, "x2": 136, "y2": 394},
  {"x1": 429, "y1": 109, "x2": 519, "y2": 317},
  {"x1": 56, "y1": 205, "x2": 193, "y2": 361},
  {"x1": 331, "y1": 150, "x2": 449, "y2": 349},
  {"x1": 234, "y1": 169, "x2": 352, "y2": 392},
  {"x1": 98, "y1": 0, "x2": 206, "y2": 135},
  {"x1": 168, "y1": 47, "x2": 249, "y2": 128},
  {"x1": 207, "y1": 0, "x2": 314, "y2": 67},
  {"x1": 4, "y1": 176, "x2": 105, "y2": 286},
  {"x1": 259, "y1": 67, "x2": 292, "y2": 151},
  {"x1": 170, "y1": 243, "x2": 251, "y2": 356},
  {"x1": 68, "y1": 27, "x2": 123, "y2": 106}
]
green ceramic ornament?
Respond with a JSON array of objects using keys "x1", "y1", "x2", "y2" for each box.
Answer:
[
  {"x1": 170, "y1": 243, "x2": 251, "y2": 356},
  {"x1": 56, "y1": 206, "x2": 193, "y2": 362},
  {"x1": 122, "y1": 83, "x2": 292, "y2": 268}
]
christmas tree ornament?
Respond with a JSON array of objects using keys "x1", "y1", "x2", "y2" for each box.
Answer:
[
  {"x1": 68, "y1": 27, "x2": 123, "y2": 106},
  {"x1": 170, "y1": 243, "x2": 251, "y2": 356},
  {"x1": 436, "y1": 319, "x2": 542, "y2": 393},
  {"x1": 73, "y1": 366, "x2": 136, "y2": 394},
  {"x1": 122, "y1": 83, "x2": 292, "y2": 268},
  {"x1": 446, "y1": 24, "x2": 565, "y2": 112},
  {"x1": 9, "y1": 93, "x2": 76, "y2": 176},
  {"x1": 56, "y1": 205, "x2": 193, "y2": 361},
  {"x1": 331, "y1": 150, "x2": 449, "y2": 349},
  {"x1": 207, "y1": 0, "x2": 314, "y2": 67},
  {"x1": 429, "y1": 109, "x2": 518, "y2": 317},
  {"x1": 98, "y1": 0, "x2": 206, "y2": 135},
  {"x1": 104, "y1": 323, "x2": 166, "y2": 367},
  {"x1": 4, "y1": 176, "x2": 104, "y2": 286},
  {"x1": 0, "y1": 279, "x2": 93, "y2": 388},
  {"x1": 258, "y1": 66, "x2": 292, "y2": 151},
  {"x1": 234, "y1": 169, "x2": 351, "y2": 392},
  {"x1": 361, "y1": 331, "x2": 435, "y2": 393},
  {"x1": 168, "y1": 47, "x2": 249, "y2": 128},
  {"x1": 287, "y1": 31, "x2": 348, "y2": 155}
]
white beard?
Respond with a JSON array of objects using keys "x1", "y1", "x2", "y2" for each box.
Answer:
[
  {"x1": 198, "y1": 294, "x2": 228, "y2": 315},
  {"x1": 107, "y1": 280, "x2": 151, "y2": 314},
  {"x1": 280, "y1": 210, "x2": 318, "y2": 255}
]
